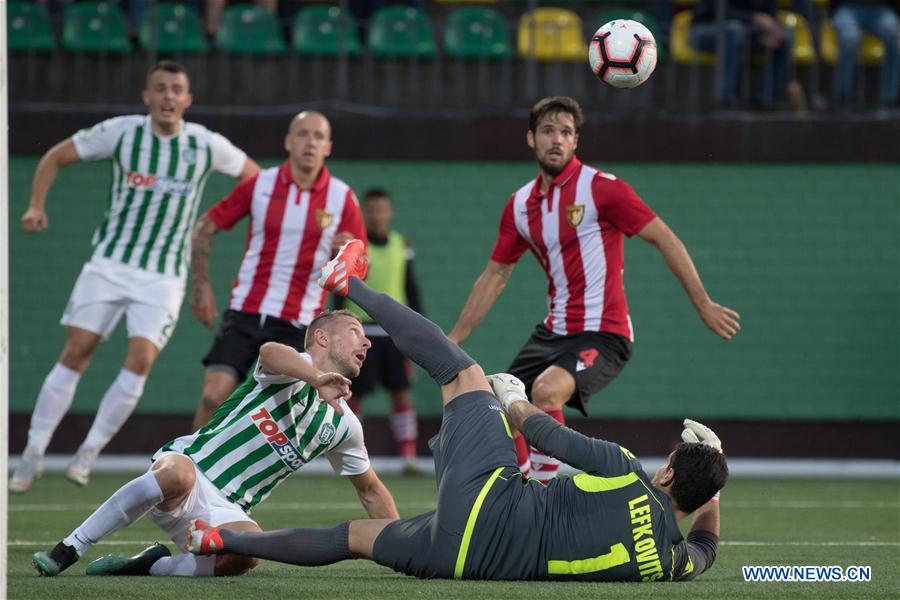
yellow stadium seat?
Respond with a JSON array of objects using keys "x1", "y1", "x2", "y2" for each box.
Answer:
[
  {"x1": 670, "y1": 10, "x2": 715, "y2": 65},
  {"x1": 778, "y1": 10, "x2": 816, "y2": 65},
  {"x1": 517, "y1": 8, "x2": 585, "y2": 62},
  {"x1": 820, "y1": 19, "x2": 885, "y2": 66}
]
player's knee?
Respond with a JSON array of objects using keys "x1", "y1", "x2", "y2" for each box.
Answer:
[
  {"x1": 60, "y1": 341, "x2": 95, "y2": 371},
  {"x1": 530, "y1": 379, "x2": 568, "y2": 409},
  {"x1": 214, "y1": 554, "x2": 259, "y2": 576},
  {"x1": 125, "y1": 358, "x2": 154, "y2": 376},
  {"x1": 200, "y1": 391, "x2": 225, "y2": 415},
  {"x1": 125, "y1": 347, "x2": 158, "y2": 375},
  {"x1": 152, "y1": 459, "x2": 196, "y2": 500},
  {"x1": 199, "y1": 372, "x2": 237, "y2": 414}
]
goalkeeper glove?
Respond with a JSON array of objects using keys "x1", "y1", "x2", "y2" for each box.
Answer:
[
  {"x1": 681, "y1": 418, "x2": 723, "y2": 453},
  {"x1": 486, "y1": 373, "x2": 529, "y2": 412}
]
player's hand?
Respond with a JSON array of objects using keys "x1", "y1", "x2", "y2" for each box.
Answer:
[
  {"x1": 21, "y1": 207, "x2": 48, "y2": 233},
  {"x1": 313, "y1": 372, "x2": 352, "y2": 415},
  {"x1": 332, "y1": 232, "x2": 354, "y2": 256},
  {"x1": 699, "y1": 301, "x2": 741, "y2": 340},
  {"x1": 191, "y1": 282, "x2": 217, "y2": 329},
  {"x1": 682, "y1": 419, "x2": 723, "y2": 453},
  {"x1": 486, "y1": 373, "x2": 529, "y2": 411}
]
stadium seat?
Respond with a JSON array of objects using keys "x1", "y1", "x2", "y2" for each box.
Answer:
[
  {"x1": 292, "y1": 5, "x2": 362, "y2": 57},
  {"x1": 444, "y1": 7, "x2": 512, "y2": 59},
  {"x1": 368, "y1": 6, "x2": 437, "y2": 58},
  {"x1": 597, "y1": 9, "x2": 657, "y2": 28},
  {"x1": 517, "y1": 8, "x2": 585, "y2": 62},
  {"x1": 139, "y1": 3, "x2": 208, "y2": 54},
  {"x1": 819, "y1": 18, "x2": 884, "y2": 66},
  {"x1": 670, "y1": 10, "x2": 714, "y2": 65},
  {"x1": 62, "y1": 2, "x2": 131, "y2": 54},
  {"x1": 216, "y1": 4, "x2": 286, "y2": 56},
  {"x1": 7, "y1": 2, "x2": 55, "y2": 52},
  {"x1": 777, "y1": 11, "x2": 815, "y2": 66}
]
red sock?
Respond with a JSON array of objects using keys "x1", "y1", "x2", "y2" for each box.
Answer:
[
  {"x1": 390, "y1": 404, "x2": 418, "y2": 459},
  {"x1": 530, "y1": 408, "x2": 564, "y2": 483},
  {"x1": 514, "y1": 434, "x2": 531, "y2": 475}
]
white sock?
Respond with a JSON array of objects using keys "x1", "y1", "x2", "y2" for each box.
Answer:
[
  {"x1": 81, "y1": 369, "x2": 147, "y2": 452},
  {"x1": 149, "y1": 553, "x2": 216, "y2": 576},
  {"x1": 25, "y1": 363, "x2": 81, "y2": 454},
  {"x1": 63, "y1": 471, "x2": 164, "y2": 556}
]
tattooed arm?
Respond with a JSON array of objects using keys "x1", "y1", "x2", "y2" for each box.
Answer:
[{"x1": 191, "y1": 214, "x2": 222, "y2": 329}]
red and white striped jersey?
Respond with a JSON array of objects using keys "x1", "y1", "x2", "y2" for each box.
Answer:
[
  {"x1": 490, "y1": 157, "x2": 656, "y2": 341},
  {"x1": 207, "y1": 161, "x2": 366, "y2": 325}
]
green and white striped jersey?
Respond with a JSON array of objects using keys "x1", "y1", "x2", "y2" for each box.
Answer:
[
  {"x1": 72, "y1": 115, "x2": 247, "y2": 278},
  {"x1": 154, "y1": 352, "x2": 369, "y2": 512}
]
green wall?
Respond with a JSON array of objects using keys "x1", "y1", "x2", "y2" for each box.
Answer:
[{"x1": 8, "y1": 158, "x2": 899, "y2": 420}]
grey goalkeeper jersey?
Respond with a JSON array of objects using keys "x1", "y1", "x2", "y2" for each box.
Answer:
[{"x1": 470, "y1": 415, "x2": 717, "y2": 581}]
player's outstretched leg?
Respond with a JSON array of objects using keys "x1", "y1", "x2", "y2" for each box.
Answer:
[
  {"x1": 84, "y1": 543, "x2": 171, "y2": 576},
  {"x1": 320, "y1": 240, "x2": 475, "y2": 386},
  {"x1": 186, "y1": 519, "x2": 356, "y2": 566},
  {"x1": 31, "y1": 470, "x2": 165, "y2": 576}
]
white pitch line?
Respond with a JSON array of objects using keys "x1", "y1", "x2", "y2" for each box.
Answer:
[
  {"x1": 724, "y1": 500, "x2": 900, "y2": 509},
  {"x1": 8, "y1": 501, "x2": 439, "y2": 512},
  {"x1": 9, "y1": 500, "x2": 899, "y2": 512},
  {"x1": 721, "y1": 541, "x2": 900, "y2": 547},
  {"x1": 8, "y1": 540, "x2": 899, "y2": 547}
]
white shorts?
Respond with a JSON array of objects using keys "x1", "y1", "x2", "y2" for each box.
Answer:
[
  {"x1": 147, "y1": 453, "x2": 257, "y2": 551},
  {"x1": 61, "y1": 258, "x2": 185, "y2": 349}
]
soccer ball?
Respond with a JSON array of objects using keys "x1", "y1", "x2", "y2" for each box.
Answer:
[{"x1": 588, "y1": 19, "x2": 658, "y2": 89}]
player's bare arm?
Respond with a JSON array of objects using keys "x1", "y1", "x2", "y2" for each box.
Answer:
[
  {"x1": 448, "y1": 260, "x2": 515, "y2": 344},
  {"x1": 347, "y1": 469, "x2": 400, "y2": 520},
  {"x1": 258, "y1": 342, "x2": 351, "y2": 414},
  {"x1": 190, "y1": 215, "x2": 221, "y2": 328},
  {"x1": 238, "y1": 157, "x2": 261, "y2": 179},
  {"x1": 22, "y1": 138, "x2": 81, "y2": 233},
  {"x1": 636, "y1": 217, "x2": 741, "y2": 340},
  {"x1": 689, "y1": 498, "x2": 720, "y2": 537}
]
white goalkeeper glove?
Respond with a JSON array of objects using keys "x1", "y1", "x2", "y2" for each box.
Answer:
[
  {"x1": 681, "y1": 418, "x2": 723, "y2": 453},
  {"x1": 486, "y1": 373, "x2": 529, "y2": 412}
]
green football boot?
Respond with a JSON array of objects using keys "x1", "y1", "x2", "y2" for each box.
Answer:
[
  {"x1": 85, "y1": 542, "x2": 171, "y2": 576},
  {"x1": 32, "y1": 542, "x2": 80, "y2": 576}
]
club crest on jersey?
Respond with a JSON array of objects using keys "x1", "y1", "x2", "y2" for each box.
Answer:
[
  {"x1": 250, "y1": 407, "x2": 305, "y2": 471},
  {"x1": 181, "y1": 147, "x2": 197, "y2": 165},
  {"x1": 317, "y1": 422, "x2": 336, "y2": 445},
  {"x1": 316, "y1": 209, "x2": 334, "y2": 229},
  {"x1": 567, "y1": 204, "x2": 585, "y2": 227}
]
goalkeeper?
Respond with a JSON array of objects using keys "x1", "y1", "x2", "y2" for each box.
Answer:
[{"x1": 188, "y1": 239, "x2": 728, "y2": 582}]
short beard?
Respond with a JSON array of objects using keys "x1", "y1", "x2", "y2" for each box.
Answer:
[
  {"x1": 328, "y1": 350, "x2": 359, "y2": 379},
  {"x1": 536, "y1": 152, "x2": 570, "y2": 177}
]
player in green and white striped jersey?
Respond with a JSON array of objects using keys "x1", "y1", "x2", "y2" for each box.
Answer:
[
  {"x1": 31, "y1": 309, "x2": 399, "y2": 578},
  {"x1": 11, "y1": 61, "x2": 260, "y2": 495}
]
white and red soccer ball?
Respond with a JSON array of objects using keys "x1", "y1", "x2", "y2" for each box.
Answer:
[{"x1": 588, "y1": 19, "x2": 658, "y2": 89}]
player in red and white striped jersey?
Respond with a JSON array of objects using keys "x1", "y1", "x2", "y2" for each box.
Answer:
[
  {"x1": 189, "y1": 112, "x2": 366, "y2": 429},
  {"x1": 449, "y1": 97, "x2": 740, "y2": 483}
]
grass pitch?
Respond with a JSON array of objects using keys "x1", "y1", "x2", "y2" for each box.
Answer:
[{"x1": 7, "y1": 474, "x2": 899, "y2": 599}]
